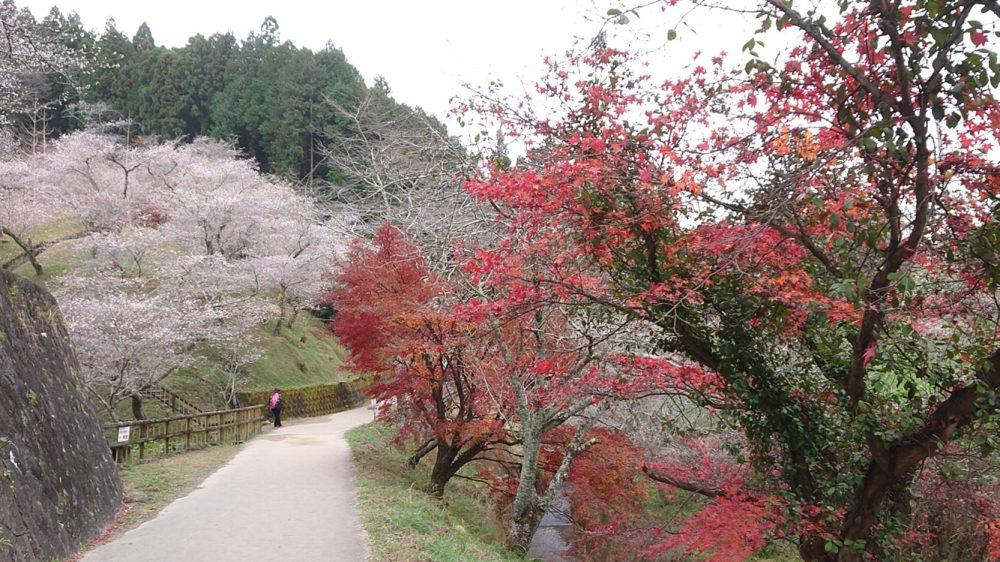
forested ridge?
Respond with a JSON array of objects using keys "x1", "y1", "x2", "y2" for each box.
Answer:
[{"x1": 5, "y1": 2, "x2": 436, "y2": 179}]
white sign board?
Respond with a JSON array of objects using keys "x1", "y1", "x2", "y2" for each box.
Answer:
[{"x1": 117, "y1": 426, "x2": 131, "y2": 443}]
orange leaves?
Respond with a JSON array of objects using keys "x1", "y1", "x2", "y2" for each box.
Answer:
[
  {"x1": 563, "y1": 427, "x2": 649, "y2": 545},
  {"x1": 796, "y1": 130, "x2": 818, "y2": 160},
  {"x1": 769, "y1": 125, "x2": 792, "y2": 155},
  {"x1": 638, "y1": 438, "x2": 788, "y2": 562},
  {"x1": 987, "y1": 517, "x2": 1000, "y2": 560},
  {"x1": 661, "y1": 495, "x2": 778, "y2": 562},
  {"x1": 325, "y1": 224, "x2": 477, "y2": 411},
  {"x1": 676, "y1": 175, "x2": 704, "y2": 195},
  {"x1": 768, "y1": 126, "x2": 818, "y2": 160}
]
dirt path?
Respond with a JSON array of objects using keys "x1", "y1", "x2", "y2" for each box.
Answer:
[{"x1": 82, "y1": 405, "x2": 374, "y2": 562}]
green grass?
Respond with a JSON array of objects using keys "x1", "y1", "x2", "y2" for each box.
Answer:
[
  {"x1": 9, "y1": 228, "x2": 93, "y2": 288},
  {"x1": 11, "y1": 237, "x2": 90, "y2": 287},
  {"x1": 158, "y1": 315, "x2": 349, "y2": 412},
  {"x1": 0, "y1": 240, "x2": 17, "y2": 264},
  {"x1": 346, "y1": 422, "x2": 523, "y2": 562},
  {"x1": 0, "y1": 216, "x2": 85, "y2": 264},
  {"x1": 243, "y1": 315, "x2": 348, "y2": 391}
]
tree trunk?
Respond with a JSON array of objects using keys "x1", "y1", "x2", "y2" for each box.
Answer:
[
  {"x1": 273, "y1": 288, "x2": 288, "y2": 335},
  {"x1": 224, "y1": 380, "x2": 239, "y2": 408},
  {"x1": 834, "y1": 347, "x2": 1000, "y2": 560},
  {"x1": 508, "y1": 420, "x2": 543, "y2": 553},
  {"x1": 796, "y1": 537, "x2": 829, "y2": 562},
  {"x1": 428, "y1": 440, "x2": 459, "y2": 497},
  {"x1": 28, "y1": 252, "x2": 42, "y2": 276},
  {"x1": 88, "y1": 386, "x2": 119, "y2": 422},
  {"x1": 407, "y1": 438, "x2": 437, "y2": 469},
  {"x1": 131, "y1": 393, "x2": 145, "y2": 420},
  {"x1": 426, "y1": 437, "x2": 486, "y2": 497},
  {"x1": 0, "y1": 227, "x2": 43, "y2": 276},
  {"x1": 509, "y1": 506, "x2": 545, "y2": 555}
]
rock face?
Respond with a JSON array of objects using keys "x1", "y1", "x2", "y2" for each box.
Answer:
[{"x1": 0, "y1": 270, "x2": 122, "y2": 561}]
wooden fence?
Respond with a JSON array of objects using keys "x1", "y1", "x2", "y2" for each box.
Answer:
[{"x1": 103, "y1": 404, "x2": 265, "y2": 464}]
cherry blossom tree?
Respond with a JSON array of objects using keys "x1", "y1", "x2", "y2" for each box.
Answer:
[
  {"x1": 0, "y1": 158, "x2": 48, "y2": 274},
  {"x1": 13, "y1": 133, "x2": 338, "y2": 328},
  {"x1": 55, "y1": 270, "x2": 225, "y2": 419},
  {"x1": 51, "y1": 227, "x2": 279, "y2": 418},
  {"x1": 155, "y1": 139, "x2": 340, "y2": 331},
  {"x1": 2, "y1": 131, "x2": 337, "y2": 416},
  {"x1": 30, "y1": 132, "x2": 166, "y2": 231}
]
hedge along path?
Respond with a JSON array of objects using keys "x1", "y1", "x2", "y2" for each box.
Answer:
[
  {"x1": 82, "y1": 404, "x2": 375, "y2": 562},
  {"x1": 238, "y1": 380, "x2": 365, "y2": 420}
]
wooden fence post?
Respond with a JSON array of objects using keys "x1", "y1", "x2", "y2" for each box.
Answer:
[{"x1": 103, "y1": 405, "x2": 267, "y2": 464}]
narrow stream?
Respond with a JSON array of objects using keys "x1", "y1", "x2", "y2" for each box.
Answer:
[{"x1": 526, "y1": 491, "x2": 576, "y2": 561}]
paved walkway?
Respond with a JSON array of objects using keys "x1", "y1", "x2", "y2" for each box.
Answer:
[{"x1": 83, "y1": 405, "x2": 374, "y2": 562}]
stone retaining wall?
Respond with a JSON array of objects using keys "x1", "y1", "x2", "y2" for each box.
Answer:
[{"x1": 0, "y1": 270, "x2": 122, "y2": 561}]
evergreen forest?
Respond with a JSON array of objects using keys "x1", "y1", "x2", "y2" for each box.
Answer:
[{"x1": 6, "y1": 5, "x2": 434, "y2": 181}]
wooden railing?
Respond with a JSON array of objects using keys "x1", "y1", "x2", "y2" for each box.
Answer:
[
  {"x1": 144, "y1": 383, "x2": 204, "y2": 416},
  {"x1": 103, "y1": 404, "x2": 265, "y2": 464}
]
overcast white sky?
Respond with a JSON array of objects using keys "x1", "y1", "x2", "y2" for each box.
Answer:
[{"x1": 16, "y1": 0, "x2": 755, "y2": 126}]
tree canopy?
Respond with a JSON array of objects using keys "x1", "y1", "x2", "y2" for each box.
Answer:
[{"x1": 327, "y1": 1, "x2": 1000, "y2": 560}]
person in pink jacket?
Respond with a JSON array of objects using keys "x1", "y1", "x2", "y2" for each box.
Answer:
[{"x1": 269, "y1": 388, "x2": 283, "y2": 428}]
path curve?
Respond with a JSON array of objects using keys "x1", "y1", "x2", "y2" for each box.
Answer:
[{"x1": 83, "y1": 404, "x2": 374, "y2": 562}]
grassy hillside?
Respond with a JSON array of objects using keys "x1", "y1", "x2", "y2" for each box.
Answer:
[
  {"x1": 8, "y1": 227, "x2": 349, "y2": 418},
  {"x1": 243, "y1": 317, "x2": 348, "y2": 390},
  {"x1": 12, "y1": 235, "x2": 89, "y2": 285},
  {"x1": 163, "y1": 315, "x2": 349, "y2": 415}
]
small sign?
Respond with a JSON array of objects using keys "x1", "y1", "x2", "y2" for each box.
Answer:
[{"x1": 117, "y1": 426, "x2": 131, "y2": 443}]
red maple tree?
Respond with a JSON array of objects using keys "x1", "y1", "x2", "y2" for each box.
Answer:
[
  {"x1": 458, "y1": 1, "x2": 1000, "y2": 558},
  {"x1": 325, "y1": 223, "x2": 505, "y2": 496}
]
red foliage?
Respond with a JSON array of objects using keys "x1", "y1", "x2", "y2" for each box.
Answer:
[
  {"x1": 650, "y1": 495, "x2": 779, "y2": 562},
  {"x1": 457, "y1": 5, "x2": 1000, "y2": 555},
  {"x1": 326, "y1": 223, "x2": 442, "y2": 375},
  {"x1": 324, "y1": 223, "x2": 504, "y2": 470},
  {"x1": 333, "y1": 1, "x2": 1000, "y2": 556},
  {"x1": 561, "y1": 428, "x2": 666, "y2": 560},
  {"x1": 563, "y1": 427, "x2": 648, "y2": 518}
]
